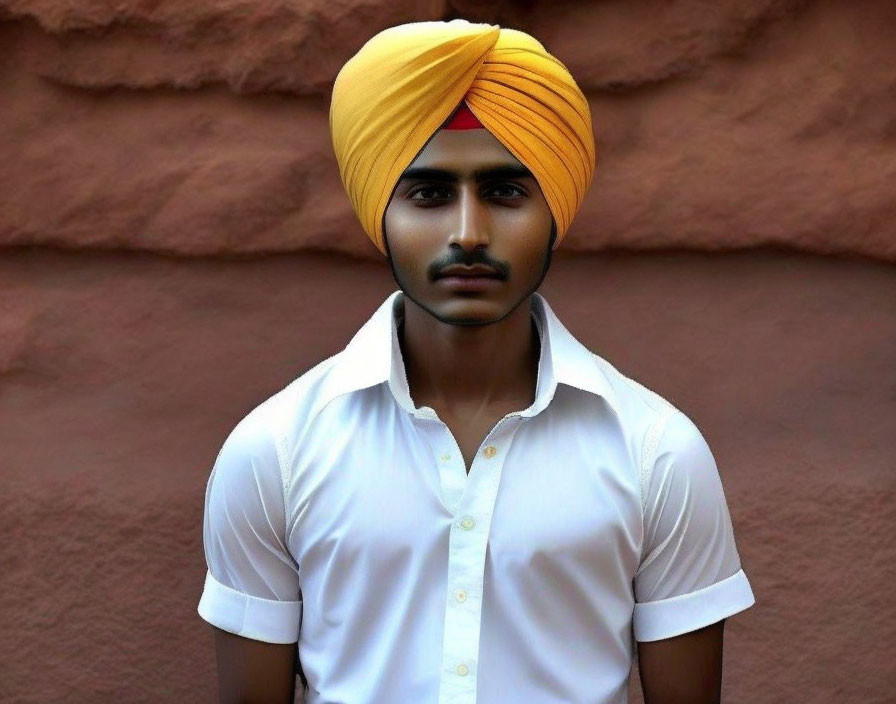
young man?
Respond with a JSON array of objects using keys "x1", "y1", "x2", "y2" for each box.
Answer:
[{"x1": 198, "y1": 20, "x2": 755, "y2": 704}]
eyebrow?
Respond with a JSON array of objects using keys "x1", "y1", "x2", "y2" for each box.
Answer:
[{"x1": 397, "y1": 164, "x2": 535, "y2": 184}]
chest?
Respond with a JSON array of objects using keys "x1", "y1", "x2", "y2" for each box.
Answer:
[
  {"x1": 287, "y1": 396, "x2": 644, "y2": 704},
  {"x1": 287, "y1": 397, "x2": 643, "y2": 583}
]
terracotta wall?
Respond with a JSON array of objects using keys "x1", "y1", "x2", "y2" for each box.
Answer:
[
  {"x1": 1, "y1": 2, "x2": 894, "y2": 703},
  {"x1": 2, "y1": 0, "x2": 895, "y2": 260}
]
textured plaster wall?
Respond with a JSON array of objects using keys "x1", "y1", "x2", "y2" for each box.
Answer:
[
  {"x1": 2, "y1": 250, "x2": 894, "y2": 703},
  {"x1": 1, "y1": 1, "x2": 895, "y2": 703},
  {"x1": 1, "y1": 0, "x2": 895, "y2": 259}
]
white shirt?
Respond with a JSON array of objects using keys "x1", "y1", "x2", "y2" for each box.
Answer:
[{"x1": 198, "y1": 290, "x2": 754, "y2": 704}]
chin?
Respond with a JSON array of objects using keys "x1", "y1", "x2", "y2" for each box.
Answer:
[
  {"x1": 429, "y1": 296, "x2": 519, "y2": 326},
  {"x1": 395, "y1": 274, "x2": 531, "y2": 327}
]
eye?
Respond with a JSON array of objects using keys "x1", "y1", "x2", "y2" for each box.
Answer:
[
  {"x1": 488, "y1": 183, "x2": 526, "y2": 199},
  {"x1": 408, "y1": 186, "x2": 452, "y2": 202}
]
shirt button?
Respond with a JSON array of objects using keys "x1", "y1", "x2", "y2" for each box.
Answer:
[
  {"x1": 455, "y1": 589, "x2": 467, "y2": 603},
  {"x1": 483, "y1": 445, "x2": 497, "y2": 459},
  {"x1": 456, "y1": 663, "x2": 469, "y2": 677},
  {"x1": 440, "y1": 452, "x2": 451, "y2": 462},
  {"x1": 459, "y1": 516, "x2": 475, "y2": 530}
]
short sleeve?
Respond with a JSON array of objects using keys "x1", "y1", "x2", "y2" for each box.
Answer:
[
  {"x1": 632, "y1": 409, "x2": 754, "y2": 642},
  {"x1": 197, "y1": 405, "x2": 303, "y2": 644}
]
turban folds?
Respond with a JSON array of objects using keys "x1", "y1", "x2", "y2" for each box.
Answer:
[{"x1": 329, "y1": 20, "x2": 596, "y2": 255}]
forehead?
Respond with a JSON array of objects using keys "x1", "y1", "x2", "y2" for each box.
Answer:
[{"x1": 406, "y1": 128, "x2": 524, "y2": 171}]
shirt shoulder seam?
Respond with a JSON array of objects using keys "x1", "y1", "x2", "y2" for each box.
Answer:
[
  {"x1": 274, "y1": 351, "x2": 382, "y2": 542},
  {"x1": 639, "y1": 401, "x2": 679, "y2": 512},
  {"x1": 267, "y1": 352, "x2": 346, "y2": 540},
  {"x1": 586, "y1": 353, "x2": 683, "y2": 509}
]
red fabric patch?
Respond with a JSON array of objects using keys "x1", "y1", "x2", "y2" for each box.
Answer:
[{"x1": 442, "y1": 102, "x2": 484, "y2": 130}]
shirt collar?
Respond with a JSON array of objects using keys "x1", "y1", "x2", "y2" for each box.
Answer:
[{"x1": 332, "y1": 290, "x2": 619, "y2": 417}]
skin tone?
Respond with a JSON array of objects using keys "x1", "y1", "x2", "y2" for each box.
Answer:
[
  {"x1": 382, "y1": 126, "x2": 555, "y2": 467},
  {"x1": 210, "y1": 116, "x2": 727, "y2": 704},
  {"x1": 638, "y1": 620, "x2": 726, "y2": 703}
]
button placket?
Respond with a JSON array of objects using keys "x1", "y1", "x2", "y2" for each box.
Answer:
[
  {"x1": 410, "y1": 413, "x2": 467, "y2": 513},
  {"x1": 437, "y1": 416, "x2": 524, "y2": 704},
  {"x1": 439, "y1": 423, "x2": 469, "y2": 511}
]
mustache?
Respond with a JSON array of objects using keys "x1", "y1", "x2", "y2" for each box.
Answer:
[{"x1": 429, "y1": 252, "x2": 510, "y2": 280}]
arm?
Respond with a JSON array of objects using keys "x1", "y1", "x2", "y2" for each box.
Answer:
[
  {"x1": 211, "y1": 626, "x2": 298, "y2": 704},
  {"x1": 637, "y1": 619, "x2": 725, "y2": 704},
  {"x1": 632, "y1": 409, "x2": 754, "y2": 697},
  {"x1": 197, "y1": 404, "x2": 304, "y2": 703}
]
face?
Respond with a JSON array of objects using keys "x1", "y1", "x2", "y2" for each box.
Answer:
[{"x1": 382, "y1": 127, "x2": 556, "y2": 327}]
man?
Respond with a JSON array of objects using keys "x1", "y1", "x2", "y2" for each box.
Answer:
[{"x1": 198, "y1": 19, "x2": 755, "y2": 704}]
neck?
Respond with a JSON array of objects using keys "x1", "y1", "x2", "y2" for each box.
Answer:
[{"x1": 397, "y1": 294, "x2": 541, "y2": 416}]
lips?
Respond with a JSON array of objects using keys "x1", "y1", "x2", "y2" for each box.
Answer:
[
  {"x1": 436, "y1": 264, "x2": 501, "y2": 279},
  {"x1": 435, "y1": 264, "x2": 504, "y2": 292}
]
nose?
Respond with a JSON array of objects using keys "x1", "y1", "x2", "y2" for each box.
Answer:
[{"x1": 447, "y1": 183, "x2": 490, "y2": 252}]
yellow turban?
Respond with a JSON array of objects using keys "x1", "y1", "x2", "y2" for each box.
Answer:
[{"x1": 329, "y1": 20, "x2": 596, "y2": 256}]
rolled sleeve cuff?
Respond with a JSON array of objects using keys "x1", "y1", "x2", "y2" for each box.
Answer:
[
  {"x1": 633, "y1": 568, "x2": 755, "y2": 642},
  {"x1": 197, "y1": 570, "x2": 302, "y2": 644}
]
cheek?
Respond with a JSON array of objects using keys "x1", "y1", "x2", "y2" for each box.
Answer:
[
  {"x1": 383, "y1": 203, "x2": 436, "y2": 269},
  {"x1": 493, "y1": 194, "x2": 552, "y2": 240},
  {"x1": 502, "y1": 210, "x2": 553, "y2": 260}
]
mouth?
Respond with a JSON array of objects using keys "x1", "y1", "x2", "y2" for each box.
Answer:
[
  {"x1": 434, "y1": 263, "x2": 505, "y2": 292},
  {"x1": 435, "y1": 273, "x2": 504, "y2": 291}
]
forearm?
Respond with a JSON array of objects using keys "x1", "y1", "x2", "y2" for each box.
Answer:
[{"x1": 637, "y1": 620, "x2": 725, "y2": 704}]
